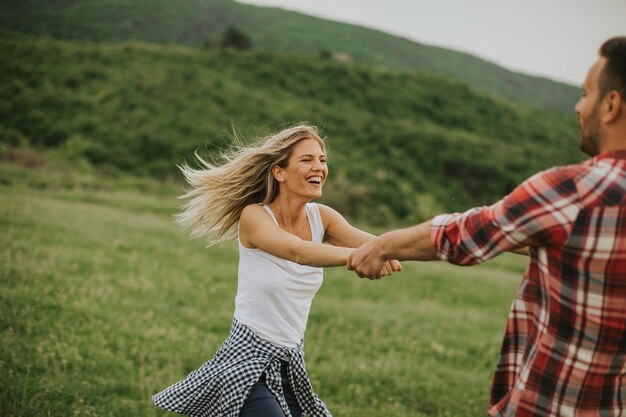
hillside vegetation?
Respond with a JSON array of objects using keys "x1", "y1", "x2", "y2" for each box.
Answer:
[
  {"x1": 0, "y1": 0, "x2": 580, "y2": 112},
  {"x1": 1, "y1": 35, "x2": 582, "y2": 225}
]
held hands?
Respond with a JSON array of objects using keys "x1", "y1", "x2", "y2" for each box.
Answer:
[
  {"x1": 378, "y1": 259, "x2": 403, "y2": 279},
  {"x1": 347, "y1": 238, "x2": 401, "y2": 279}
]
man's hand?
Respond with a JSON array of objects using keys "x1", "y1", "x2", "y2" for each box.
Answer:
[
  {"x1": 346, "y1": 221, "x2": 437, "y2": 279},
  {"x1": 347, "y1": 237, "x2": 390, "y2": 279}
]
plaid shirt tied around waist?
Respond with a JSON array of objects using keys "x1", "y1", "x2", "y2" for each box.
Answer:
[
  {"x1": 152, "y1": 318, "x2": 332, "y2": 417},
  {"x1": 431, "y1": 151, "x2": 626, "y2": 417}
]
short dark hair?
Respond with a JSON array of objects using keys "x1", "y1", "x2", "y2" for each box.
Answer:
[{"x1": 598, "y1": 36, "x2": 626, "y2": 99}]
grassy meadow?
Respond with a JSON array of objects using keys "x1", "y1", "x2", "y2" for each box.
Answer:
[{"x1": 0, "y1": 162, "x2": 528, "y2": 416}]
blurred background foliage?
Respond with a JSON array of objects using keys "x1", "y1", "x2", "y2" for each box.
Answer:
[
  {"x1": 0, "y1": 0, "x2": 582, "y2": 227},
  {"x1": 0, "y1": 0, "x2": 580, "y2": 112}
]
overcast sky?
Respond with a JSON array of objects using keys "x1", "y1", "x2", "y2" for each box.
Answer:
[{"x1": 236, "y1": 0, "x2": 626, "y2": 86}]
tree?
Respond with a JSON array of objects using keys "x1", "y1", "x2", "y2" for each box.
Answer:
[{"x1": 220, "y1": 26, "x2": 252, "y2": 50}]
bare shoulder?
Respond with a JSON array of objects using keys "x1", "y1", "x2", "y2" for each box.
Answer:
[
  {"x1": 317, "y1": 203, "x2": 373, "y2": 247},
  {"x1": 241, "y1": 203, "x2": 263, "y2": 217},
  {"x1": 240, "y1": 204, "x2": 272, "y2": 227},
  {"x1": 316, "y1": 203, "x2": 341, "y2": 220},
  {"x1": 239, "y1": 204, "x2": 274, "y2": 248},
  {"x1": 316, "y1": 203, "x2": 352, "y2": 235}
]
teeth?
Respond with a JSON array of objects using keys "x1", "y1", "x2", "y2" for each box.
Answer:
[{"x1": 307, "y1": 177, "x2": 322, "y2": 183}]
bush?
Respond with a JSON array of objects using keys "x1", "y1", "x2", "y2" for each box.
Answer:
[{"x1": 220, "y1": 26, "x2": 252, "y2": 50}]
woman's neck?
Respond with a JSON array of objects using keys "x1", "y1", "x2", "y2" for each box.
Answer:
[{"x1": 267, "y1": 196, "x2": 309, "y2": 231}]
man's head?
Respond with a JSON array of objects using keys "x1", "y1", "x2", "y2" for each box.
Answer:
[
  {"x1": 598, "y1": 37, "x2": 626, "y2": 100},
  {"x1": 575, "y1": 36, "x2": 626, "y2": 156}
]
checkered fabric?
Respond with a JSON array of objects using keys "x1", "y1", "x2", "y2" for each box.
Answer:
[
  {"x1": 152, "y1": 318, "x2": 332, "y2": 417},
  {"x1": 431, "y1": 150, "x2": 626, "y2": 417}
]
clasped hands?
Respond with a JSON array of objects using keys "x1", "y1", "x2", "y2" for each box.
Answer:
[{"x1": 347, "y1": 238, "x2": 401, "y2": 279}]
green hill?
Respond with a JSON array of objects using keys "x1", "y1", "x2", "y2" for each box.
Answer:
[
  {"x1": 0, "y1": 0, "x2": 580, "y2": 112},
  {"x1": 0, "y1": 35, "x2": 581, "y2": 226}
]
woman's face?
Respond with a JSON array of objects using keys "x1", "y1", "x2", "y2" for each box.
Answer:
[{"x1": 278, "y1": 138, "x2": 328, "y2": 200}]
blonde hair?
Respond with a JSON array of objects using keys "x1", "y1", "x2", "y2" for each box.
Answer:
[{"x1": 176, "y1": 124, "x2": 326, "y2": 245}]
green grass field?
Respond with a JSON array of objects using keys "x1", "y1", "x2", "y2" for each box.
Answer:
[{"x1": 0, "y1": 163, "x2": 528, "y2": 416}]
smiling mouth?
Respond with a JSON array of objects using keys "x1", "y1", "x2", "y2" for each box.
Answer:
[{"x1": 307, "y1": 176, "x2": 322, "y2": 185}]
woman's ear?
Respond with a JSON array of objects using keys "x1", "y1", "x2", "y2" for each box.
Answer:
[{"x1": 272, "y1": 165, "x2": 285, "y2": 182}]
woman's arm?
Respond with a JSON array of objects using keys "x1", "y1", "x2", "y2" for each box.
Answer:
[
  {"x1": 318, "y1": 204, "x2": 375, "y2": 247},
  {"x1": 239, "y1": 204, "x2": 352, "y2": 268}
]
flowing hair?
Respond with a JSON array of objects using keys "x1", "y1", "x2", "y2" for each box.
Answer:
[{"x1": 176, "y1": 124, "x2": 326, "y2": 245}]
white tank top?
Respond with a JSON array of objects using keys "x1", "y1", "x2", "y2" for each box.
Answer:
[{"x1": 234, "y1": 203, "x2": 325, "y2": 348}]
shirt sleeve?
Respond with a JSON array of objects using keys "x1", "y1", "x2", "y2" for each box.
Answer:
[{"x1": 430, "y1": 167, "x2": 582, "y2": 265}]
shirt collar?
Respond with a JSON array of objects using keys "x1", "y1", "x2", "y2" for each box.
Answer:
[{"x1": 593, "y1": 149, "x2": 626, "y2": 161}]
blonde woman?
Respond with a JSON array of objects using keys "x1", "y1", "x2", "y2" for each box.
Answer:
[{"x1": 152, "y1": 124, "x2": 401, "y2": 417}]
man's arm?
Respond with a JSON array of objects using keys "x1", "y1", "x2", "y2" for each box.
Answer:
[
  {"x1": 509, "y1": 246, "x2": 530, "y2": 256},
  {"x1": 348, "y1": 166, "x2": 582, "y2": 279},
  {"x1": 347, "y1": 220, "x2": 436, "y2": 278},
  {"x1": 346, "y1": 218, "x2": 530, "y2": 279}
]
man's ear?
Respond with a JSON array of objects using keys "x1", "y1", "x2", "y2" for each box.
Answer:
[{"x1": 602, "y1": 91, "x2": 624, "y2": 123}]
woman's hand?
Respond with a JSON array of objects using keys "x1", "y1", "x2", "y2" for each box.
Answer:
[
  {"x1": 388, "y1": 259, "x2": 403, "y2": 272},
  {"x1": 374, "y1": 259, "x2": 403, "y2": 279}
]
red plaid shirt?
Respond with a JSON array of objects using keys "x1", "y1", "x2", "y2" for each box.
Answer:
[{"x1": 431, "y1": 150, "x2": 626, "y2": 417}]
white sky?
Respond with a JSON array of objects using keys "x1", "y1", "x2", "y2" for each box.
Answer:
[{"x1": 236, "y1": 0, "x2": 626, "y2": 86}]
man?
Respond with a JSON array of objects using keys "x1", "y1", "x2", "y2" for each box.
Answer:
[{"x1": 347, "y1": 37, "x2": 626, "y2": 417}]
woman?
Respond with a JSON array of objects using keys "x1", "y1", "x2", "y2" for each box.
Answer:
[{"x1": 152, "y1": 124, "x2": 401, "y2": 417}]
